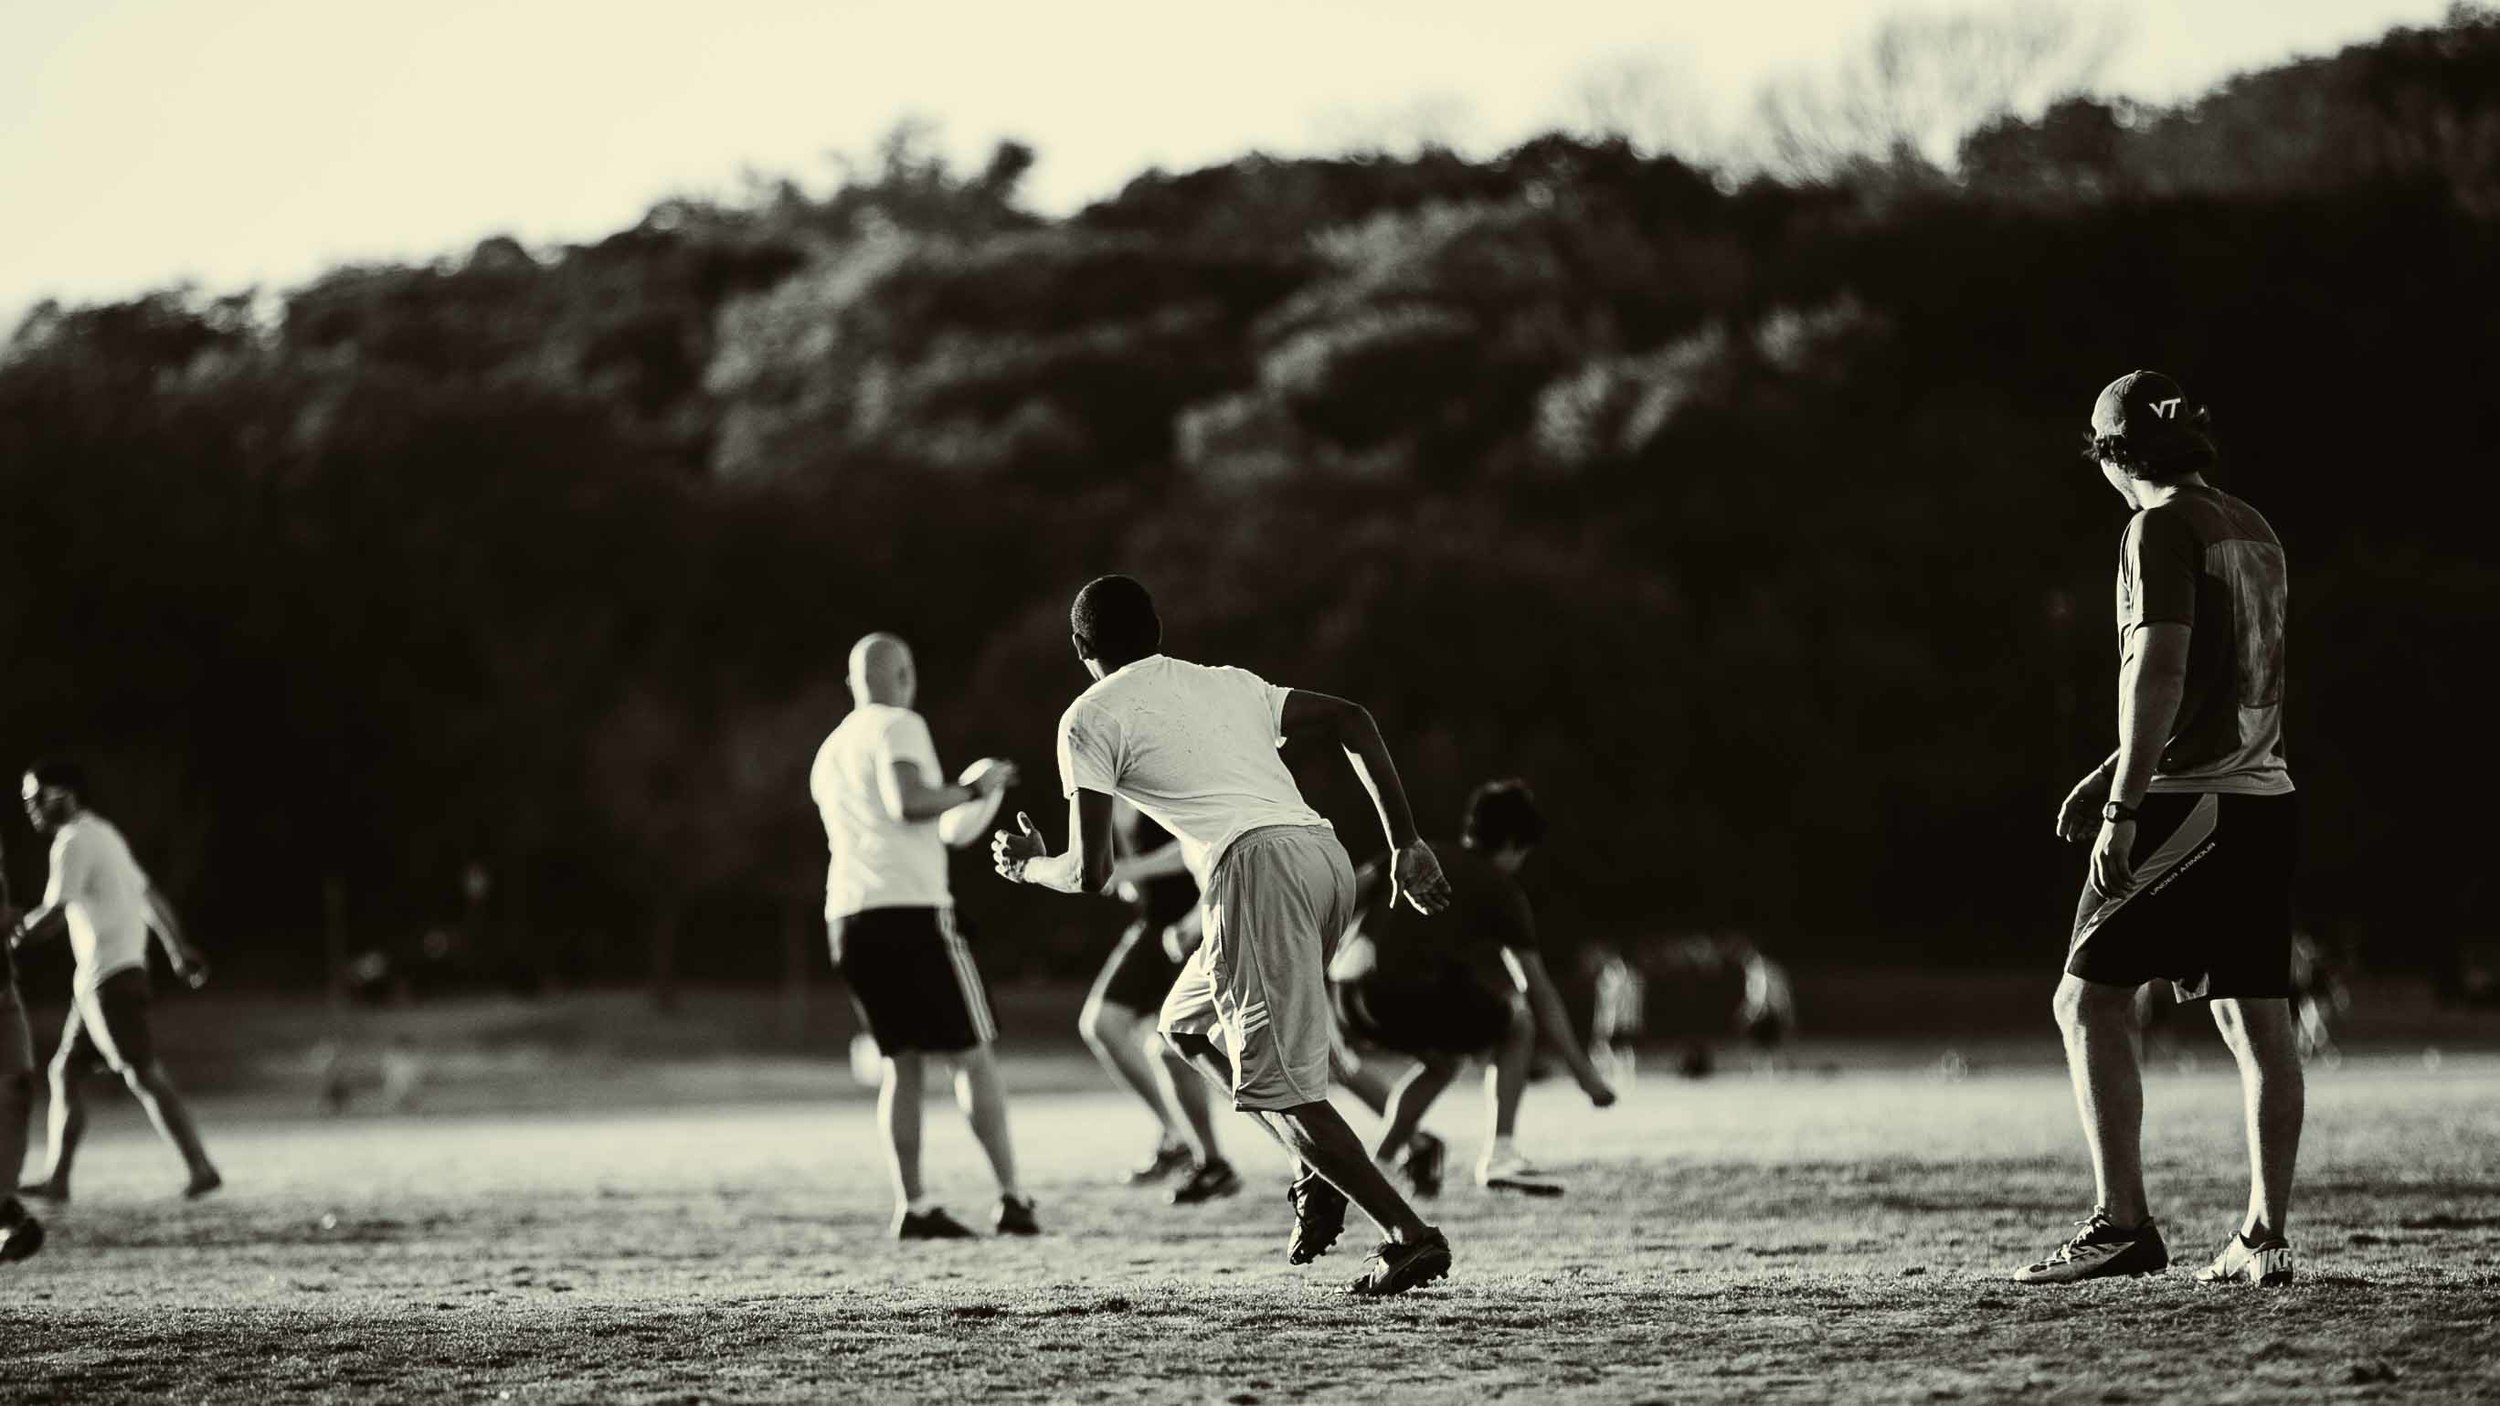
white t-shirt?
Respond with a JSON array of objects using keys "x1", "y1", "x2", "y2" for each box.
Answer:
[
  {"x1": 44, "y1": 816, "x2": 154, "y2": 990},
  {"x1": 1055, "y1": 655, "x2": 1328, "y2": 885},
  {"x1": 811, "y1": 704, "x2": 953, "y2": 920}
]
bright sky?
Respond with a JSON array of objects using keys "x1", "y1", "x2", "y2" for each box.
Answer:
[{"x1": 0, "y1": 0, "x2": 2454, "y2": 322}]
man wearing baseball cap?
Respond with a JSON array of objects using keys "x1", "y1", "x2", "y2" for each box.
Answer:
[{"x1": 2014, "y1": 371, "x2": 2305, "y2": 1289}]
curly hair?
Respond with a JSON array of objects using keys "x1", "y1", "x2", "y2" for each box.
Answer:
[
  {"x1": 1462, "y1": 779, "x2": 1546, "y2": 853},
  {"x1": 2083, "y1": 402, "x2": 2217, "y2": 481}
]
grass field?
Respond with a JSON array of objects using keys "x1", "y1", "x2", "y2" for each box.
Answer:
[{"x1": 3, "y1": 1049, "x2": 2496, "y2": 1405}]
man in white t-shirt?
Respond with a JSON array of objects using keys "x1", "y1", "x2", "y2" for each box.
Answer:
[
  {"x1": 10, "y1": 760, "x2": 220, "y2": 1202},
  {"x1": 992, "y1": 575, "x2": 1459, "y2": 1297},
  {"x1": 812, "y1": 633, "x2": 1036, "y2": 1240}
]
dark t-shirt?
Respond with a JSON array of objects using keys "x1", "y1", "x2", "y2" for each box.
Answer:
[
  {"x1": 1121, "y1": 814, "x2": 1199, "y2": 930},
  {"x1": 2116, "y1": 485, "x2": 2294, "y2": 795},
  {"x1": 1349, "y1": 842, "x2": 1537, "y2": 992}
]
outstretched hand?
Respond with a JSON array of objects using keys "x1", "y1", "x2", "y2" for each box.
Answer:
[
  {"x1": 1389, "y1": 841, "x2": 1453, "y2": 915},
  {"x1": 173, "y1": 952, "x2": 212, "y2": 990},
  {"x1": 960, "y1": 757, "x2": 1020, "y2": 796},
  {"x1": 2057, "y1": 767, "x2": 2113, "y2": 843},
  {"x1": 991, "y1": 811, "x2": 1048, "y2": 882}
]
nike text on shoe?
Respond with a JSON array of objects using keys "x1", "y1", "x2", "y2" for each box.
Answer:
[
  {"x1": 1286, "y1": 1171, "x2": 1350, "y2": 1265},
  {"x1": 995, "y1": 1194, "x2": 1041, "y2": 1236},
  {"x1": 2196, "y1": 1233, "x2": 2295, "y2": 1287},
  {"x1": 1167, "y1": 1159, "x2": 1244, "y2": 1206},
  {"x1": 895, "y1": 1206, "x2": 980, "y2": 1241},
  {"x1": 1345, "y1": 1228, "x2": 1453, "y2": 1297},
  {"x1": 2012, "y1": 1208, "x2": 2170, "y2": 1284}
]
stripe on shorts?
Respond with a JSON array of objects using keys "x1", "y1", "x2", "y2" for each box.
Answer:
[
  {"x1": 938, "y1": 908, "x2": 996, "y2": 1044},
  {"x1": 2077, "y1": 792, "x2": 2219, "y2": 943}
]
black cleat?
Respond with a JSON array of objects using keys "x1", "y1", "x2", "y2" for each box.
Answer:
[
  {"x1": 1345, "y1": 1228, "x2": 1452, "y2": 1297},
  {"x1": 994, "y1": 1194, "x2": 1041, "y2": 1236},
  {"x1": 1399, "y1": 1132, "x2": 1447, "y2": 1199},
  {"x1": 895, "y1": 1206, "x2": 980, "y2": 1241},
  {"x1": 0, "y1": 1216, "x2": 45, "y2": 1265},
  {"x1": 2012, "y1": 1208, "x2": 2170, "y2": 1285},
  {"x1": 1167, "y1": 1159, "x2": 1244, "y2": 1206},
  {"x1": 1286, "y1": 1171, "x2": 1349, "y2": 1265},
  {"x1": 1125, "y1": 1142, "x2": 1193, "y2": 1186},
  {"x1": 16, "y1": 1181, "x2": 66, "y2": 1204}
]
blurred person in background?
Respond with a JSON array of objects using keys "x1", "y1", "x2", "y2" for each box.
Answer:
[
  {"x1": 2015, "y1": 371, "x2": 2303, "y2": 1290},
  {"x1": 1330, "y1": 779, "x2": 1615, "y2": 1198},
  {"x1": 1726, "y1": 936, "x2": 1796, "y2": 1076},
  {"x1": 812, "y1": 633, "x2": 1034, "y2": 1241},
  {"x1": 994, "y1": 574, "x2": 1458, "y2": 1297},
  {"x1": 0, "y1": 828, "x2": 44, "y2": 1262},
  {"x1": 2288, "y1": 930, "x2": 2347, "y2": 1067},
  {"x1": 11, "y1": 760, "x2": 221, "y2": 1202},
  {"x1": 1081, "y1": 799, "x2": 1240, "y2": 1205}
]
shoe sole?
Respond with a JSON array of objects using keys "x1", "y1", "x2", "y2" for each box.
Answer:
[
  {"x1": 1482, "y1": 1175, "x2": 1565, "y2": 1198},
  {"x1": 1349, "y1": 1246, "x2": 1452, "y2": 1297}
]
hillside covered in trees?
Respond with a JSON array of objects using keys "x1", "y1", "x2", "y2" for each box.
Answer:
[{"x1": 5, "y1": 9, "x2": 2495, "y2": 990}]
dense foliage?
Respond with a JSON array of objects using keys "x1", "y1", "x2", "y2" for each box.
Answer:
[{"x1": 6, "y1": 13, "x2": 2494, "y2": 988}]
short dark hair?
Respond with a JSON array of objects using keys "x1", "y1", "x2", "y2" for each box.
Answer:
[
  {"x1": 2084, "y1": 409, "x2": 2217, "y2": 481},
  {"x1": 1463, "y1": 779, "x2": 1545, "y2": 852},
  {"x1": 26, "y1": 758, "x2": 87, "y2": 799},
  {"x1": 1071, "y1": 575, "x2": 1161, "y2": 664}
]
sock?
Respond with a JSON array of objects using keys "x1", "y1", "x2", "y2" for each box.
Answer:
[
  {"x1": 1487, "y1": 1136, "x2": 1518, "y2": 1164},
  {"x1": 906, "y1": 1196, "x2": 936, "y2": 1216}
]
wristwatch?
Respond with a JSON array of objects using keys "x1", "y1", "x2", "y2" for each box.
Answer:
[{"x1": 2101, "y1": 800, "x2": 2140, "y2": 824}]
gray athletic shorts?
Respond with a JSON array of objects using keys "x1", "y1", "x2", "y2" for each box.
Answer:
[{"x1": 1159, "y1": 825, "x2": 1354, "y2": 1112}]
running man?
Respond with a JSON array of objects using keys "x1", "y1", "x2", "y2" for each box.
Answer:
[
  {"x1": 2015, "y1": 371, "x2": 2303, "y2": 1288},
  {"x1": 1330, "y1": 780, "x2": 1614, "y2": 1198},
  {"x1": 1083, "y1": 801, "x2": 1240, "y2": 1204},
  {"x1": 0, "y1": 827, "x2": 45, "y2": 1262},
  {"x1": 12, "y1": 761, "x2": 221, "y2": 1202},
  {"x1": 992, "y1": 575, "x2": 1458, "y2": 1297},
  {"x1": 812, "y1": 633, "x2": 1037, "y2": 1240}
]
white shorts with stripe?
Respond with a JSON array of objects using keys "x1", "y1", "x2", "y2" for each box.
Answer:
[{"x1": 1159, "y1": 825, "x2": 1354, "y2": 1111}]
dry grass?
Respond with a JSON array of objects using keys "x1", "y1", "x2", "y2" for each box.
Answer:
[{"x1": 2, "y1": 1055, "x2": 2495, "y2": 1404}]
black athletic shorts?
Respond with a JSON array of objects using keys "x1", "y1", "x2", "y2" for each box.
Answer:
[
  {"x1": 1092, "y1": 917, "x2": 1184, "y2": 1017},
  {"x1": 830, "y1": 907, "x2": 996, "y2": 1054},
  {"x1": 1333, "y1": 969, "x2": 1516, "y2": 1056},
  {"x1": 2067, "y1": 790, "x2": 2297, "y2": 1002},
  {"x1": 60, "y1": 966, "x2": 157, "y2": 1074}
]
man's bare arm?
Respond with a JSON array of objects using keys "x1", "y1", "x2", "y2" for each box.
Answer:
[
  {"x1": 1279, "y1": 690, "x2": 1451, "y2": 914},
  {"x1": 2094, "y1": 622, "x2": 2191, "y2": 894},
  {"x1": 1108, "y1": 840, "x2": 1189, "y2": 888},
  {"x1": 998, "y1": 789, "x2": 1119, "y2": 896},
  {"x1": 1503, "y1": 949, "x2": 1616, "y2": 1105},
  {"x1": 144, "y1": 883, "x2": 210, "y2": 986},
  {"x1": 881, "y1": 759, "x2": 980, "y2": 824}
]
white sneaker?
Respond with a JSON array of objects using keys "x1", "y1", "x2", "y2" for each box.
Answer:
[
  {"x1": 2196, "y1": 1233, "x2": 2295, "y2": 1286},
  {"x1": 1475, "y1": 1147, "x2": 1565, "y2": 1197}
]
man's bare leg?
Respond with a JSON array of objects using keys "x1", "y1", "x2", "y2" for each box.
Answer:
[
  {"x1": 1376, "y1": 1055, "x2": 1459, "y2": 1164},
  {"x1": 1080, "y1": 994, "x2": 1191, "y2": 1156},
  {"x1": 1486, "y1": 1003, "x2": 1533, "y2": 1142},
  {"x1": 22, "y1": 1054, "x2": 87, "y2": 1199},
  {"x1": 2053, "y1": 975, "x2": 2150, "y2": 1225},
  {"x1": 878, "y1": 1053, "x2": 927, "y2": 1209},
  {"x1": 950, "y1": 1044, "x2": 1025, "y2": 1200},
  {"x1": 1152, "y1": 1039, "x2": 1224, "y2": 1165},
  {"x1": 121, "y1": 1061, "x2": 219, "y2": 1194},
  {"x1": 2211, "y1": 998, "x2": 2303, "y2": 1240}
]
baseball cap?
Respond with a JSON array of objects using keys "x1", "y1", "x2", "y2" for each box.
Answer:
[{"x1": 2089, "y1": 370, "x2": 2213, "y2": 474}]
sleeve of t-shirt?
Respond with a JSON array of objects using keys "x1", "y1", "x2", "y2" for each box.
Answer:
[
  {"x1": 875, "y1": 710, "x2": 941, "y2": 782},
  {"x1": 1244, "y1": 669, "x2": 1293, "y2": 746},
  {"x1": 1056, "y1": 702, "x2": 1121, "y2": 799},
  {"x1": 43, "y1": 829, "x2": 84, "y2": 908},
  {"x1": 2123, "y1": 510, "x2": 2200, "y2": 630}
]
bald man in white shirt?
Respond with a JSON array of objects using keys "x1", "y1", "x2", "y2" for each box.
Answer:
[{"x1": 814, "y1": 634, "x2": 1035, "y2": 1240}]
